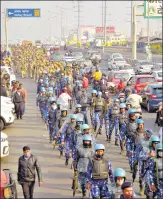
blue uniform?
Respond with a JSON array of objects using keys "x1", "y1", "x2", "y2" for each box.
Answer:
[
  {"x1": 145, "y1": 158, "x2": 163, "y2": 199},
  {"x1": 60, "y1": 122, "x2": 76, "y2": 159},
  {"x1": 87, "y1": 156, "x2": 114, "y2": 198},
  {"x1": 106, "y1": 105, "x2": 119, "y2": 140},
  {"x1": 126, "y1": 119, "x2": 137, "y2": 169}
]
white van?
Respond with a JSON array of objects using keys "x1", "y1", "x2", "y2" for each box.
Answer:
[
  {"x1": 1, "y1": 96, "x2": 15, "y2": 111},
  {"x1": 0, "y1": 106, "x2": 15, "y2": 130},
  {"x1": 1, "y1": 131, "x2": 9, "y2": 158},
  {"x1": 0, "y1": 66, "x2": 16, "y2": 85}
]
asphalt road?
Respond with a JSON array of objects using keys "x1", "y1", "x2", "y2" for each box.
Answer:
[{"x1": 1, "y1": 71, "x2": 160, "y2": 198}]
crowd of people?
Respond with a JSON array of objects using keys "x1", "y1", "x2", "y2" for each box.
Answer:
[{"x1": 2, "y1": 45, "x2": 162, "y2": 199}]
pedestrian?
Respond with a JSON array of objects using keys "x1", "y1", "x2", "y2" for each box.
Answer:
[
  {"x1": 82, "y1": 74, "x2": 89, "y2": 90},
  {"x1": 13, "y1": 87, "x2": 25, "y2": 119},
  {"x1": 19, "y1": 83, "x2": 27, "y2": 115},
  {"x1": 17, "y1": 146, "x2": 43, "y2": 199}
]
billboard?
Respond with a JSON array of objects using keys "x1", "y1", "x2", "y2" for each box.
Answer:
[
  {"x1": 80, "y1": 25, "x2": 96, "y2": 39},
  {"x1": 95, "y1": 26, "x2": 115, "y2": 33},
  {"x1": 144, "y1": 0, "x2": 162, "y2": 18}
]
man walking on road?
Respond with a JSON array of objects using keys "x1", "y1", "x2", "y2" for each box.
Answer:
[
  {"x1": 19, "y1": 83, "x2": 27, "y2": 115},
  {"x1": 17, "y1": 146, "x2": 43, "y2": 199},
  {"x1": 13, "y1": 87, "x2": 25, "y2": 119}
]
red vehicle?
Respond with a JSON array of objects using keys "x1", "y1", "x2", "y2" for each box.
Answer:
[
  {"x1": 0, "y1": 169, "x2": 17, "y2": 199},
  {"x1": 128, "y1": 75, "x2": 156, "y2": 94}
]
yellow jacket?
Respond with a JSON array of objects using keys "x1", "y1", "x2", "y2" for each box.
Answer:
[{"x1": 93, "y1": 71, "x2": 102, "y2": 81}]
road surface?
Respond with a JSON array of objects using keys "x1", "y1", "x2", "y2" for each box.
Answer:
[{"x1": 1, "y1": 72, "x2": 160, "y2": 198}]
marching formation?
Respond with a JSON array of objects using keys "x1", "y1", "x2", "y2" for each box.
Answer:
[{"x1": 35, "y1": 53, "x2": 163, "y2": 199}]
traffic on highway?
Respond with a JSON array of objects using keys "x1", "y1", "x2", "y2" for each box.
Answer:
[{"x1": 1, "y1": 1, "x2": 163, "y2": 199}]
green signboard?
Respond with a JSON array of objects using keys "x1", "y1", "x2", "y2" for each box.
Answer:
[{"x1": 144, "y1": 0, "x2": 163, "y2": 18}]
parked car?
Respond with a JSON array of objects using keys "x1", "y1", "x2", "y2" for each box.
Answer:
[
  {"x1": 128, "y1": 75, "x2": 156, "y2": 94},
  {"x1": 108, "y1": 71, "x2": 135, "y2": 88},
  {"x1": 108, "y1": 57, "x2": 126, "y2": 70},
  {"x1": 151, "y1": 70, "x2": 162, "y2": 82},
  {"x1": 109, "y1": 53, "x2": 123, "y2": 59},
  {"x1": 133, "y1": 60, "x2": 154, "y2": 74},
  {"x1": 140, "y1": 83, "x2": 162, "y2": 112},
  {"x1": 84, "y1": 50, "x2": 100, "y2": 60},
  {"x1": 0, "y1": 106, "x2": 15, "y2": 130},
  {"x1": 0, "y1": 169, "x2": 17, "y2": 198},
  {"x1": 1, "y1": 132, "x2": 9, "y2": 158},
  {"x1": 71, "y1": 52, "x2": 83, "y2": 61},
  {"x1": 1, "y1": 96, "x2": 15, "y2": 111},
  {"x1": 151, "y1": 62, "x2": 162, "y2": 71},
  {"x1": 118, "y1": 64, "x2": 135, "y2": 76}
]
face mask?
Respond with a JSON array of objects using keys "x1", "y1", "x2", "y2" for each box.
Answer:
[
  {"x1": 158, "y1": 151, "x2": 163, "y2": 157},
  {"x1": 52, "y1": 104, "x2": 57, "y2": 109},
  {"x1": 116, "y1": 179, "x2": 124, "y2": 186}
]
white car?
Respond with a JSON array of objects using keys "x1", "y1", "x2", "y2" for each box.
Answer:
[
  {"x1": 0, "y1": 107, "x2": 15, "y2": 130},
  {"x1": 108, "y1": 57, "x2": 127, "y2": 70},
  {"x1": 62, "y1": 56, "x2": 76, "y2": 62},
  {"x1": 151, "y1": 70, "x2": 162, "y2": 82},
  {"x1": 134, "y1": 60, "x2": 154, "y2": 74},
  {"x1": 118, "y1": 64, "x2": 135, "y2": 76},
  {"x1": 151, "y1": 62, "x2": 162, "y2": 72},
  {"x1": 1, "y1": 96, "x2": 15, "y2": 111},
  {"x1": 71, "y1": 52, "x2": 83, "y2": 61},
  {"x1": 109, "y1": 53, "x2": 123, "y2": 59},
  {"x1": 1, "y1": 131, "x2": 9, "y2": 158}
]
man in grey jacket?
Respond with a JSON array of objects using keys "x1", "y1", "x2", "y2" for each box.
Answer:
[
  {"x1": 13, "y1": 87, "x2": 25, "y2": 119},
  {"x1": 17, "y1": 146, "x2": 43, "y2": 199}
]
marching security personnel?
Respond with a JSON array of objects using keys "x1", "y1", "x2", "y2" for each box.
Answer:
[
  {"x1": 80, "y1": 89, "x2": 89, "y2": 124},
  {"x1": 58, "y1": 108, "x2": 68, "y2": 156},
  {"x1": 135, "y1": 129, "x2": 153, "y2": 196},
  {"x1": 75, "y1": 83, "x2": 83, "y2": 104},
  {"x1": 60, "y1": 114, "x2": 76, "y2": 165},
  {"x1": 89, "y1": 89, "x2": 97, "y2": 126},
  {"x1": 86, "y1": 144, "x2": 114, "y2": 199},
  {"x1": 93, "y1": 91, "x2": 105, "y2": 134},
  {"x1": 144, "y1": 135, "x2": 160, "y2": 197},
  {"x1": 74, "y1": 124, "x2": 96, "y2": 151},
  {"x1": 74, "y1": 104, "x2": 88, "y2": 124},
  {"x1": 73, "y1": 135, "x2": 94, "y2": 198},
  {"x1": 118, "y1": 103, "x2": 128, "y2": 154},
  {"x1": 47, "y1": 97, "x2": 57, "y2": 143},
  {"x1": 145, "y1": 143, "x2": 163, "y2": 199},
  {"x1": 107, "y1": 168, "x2": 126, "y2": 199},
  {"x1": 106, "y1": 98, "x2": 120, "y2": 144},
  {"x1": 126, "y1": 109, "x2": 137, "y2": 172}
]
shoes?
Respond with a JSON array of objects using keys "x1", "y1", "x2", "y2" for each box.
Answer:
[
  {"x1": 65, "y1": 158, "x2": 69, "y2": 166},
  {"x1": 20, "y1": 117, "x2": 22, "y2": 119},
  {"x1": 108, "y1": 135, "x2": 111, "y2": 143},
  {"x1": 115, "y1": 139, "x2": 119, "y2": 146},
  {"x1": 139, "y1": 187, "x2": 145, "y2": 196}
]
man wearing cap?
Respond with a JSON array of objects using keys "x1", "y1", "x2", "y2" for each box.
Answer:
[
  {"x1": 120, "y1": 182, "x2": 134, "y2": 199},
  {"x1": 17, "y1": 146, "x2": 43, "y2": 199},
  {"x1": 13, "y1": 87, "x2": 25, "y2": 119}
]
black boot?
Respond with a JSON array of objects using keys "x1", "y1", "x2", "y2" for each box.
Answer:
[
  {"x1": 60, "y1": 151, "x2": 63, "y2": 157},
  {"x1": 108, "y1": 135, "x2": 111, "y2": 143},
  {"x1": 115, "y1": 139, "x2": 119, "y2": 146},
  {"x1": 98, "y1": 128, "x2": 102, "y2": 135},
  {"x1": 106, "y1": 135, "x2": 109, "y2": 141},
  {"x1": 65, "y1": 158, "x2": 69, "y2": 166}
]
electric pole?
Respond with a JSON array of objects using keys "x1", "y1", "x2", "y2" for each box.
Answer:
[{"x1": 73, "y1": 1, "x2": 83, "y2": 44}]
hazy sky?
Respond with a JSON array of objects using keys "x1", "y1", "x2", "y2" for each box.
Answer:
[{"x1": 1, "y1": 1, "x2": 162, "y2": 43}]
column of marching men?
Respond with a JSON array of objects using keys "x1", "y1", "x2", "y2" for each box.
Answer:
[{"x1": 36, "y1": 64, "x2": 163, "y2": 199}]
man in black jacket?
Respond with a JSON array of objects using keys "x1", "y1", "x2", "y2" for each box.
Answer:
[
  {"x1": 17, "y1": 146, "x2": 43, "y2": 199},
  {"x1": 13, "y1": 87, "x2": 25, "y2": 119}
]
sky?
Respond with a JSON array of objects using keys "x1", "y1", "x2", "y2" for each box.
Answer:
[{"x1": 1, "y1": 1, "x2": 162, "y2": 43}]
